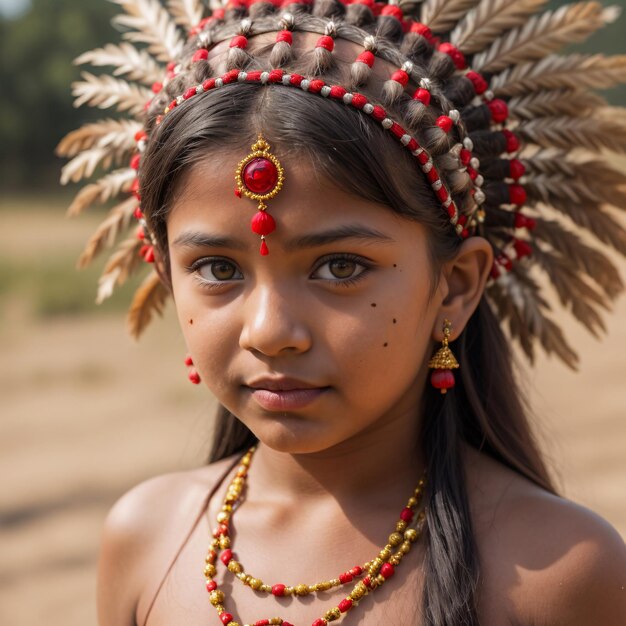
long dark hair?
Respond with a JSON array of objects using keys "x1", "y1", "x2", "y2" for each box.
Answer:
[{"x1": 140, "y1": 56, "x2": 554, "y2": 626}]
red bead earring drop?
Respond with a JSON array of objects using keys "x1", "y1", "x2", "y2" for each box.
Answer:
[
  {"x1": 235, "y1": 135, "x2": 285, "y2": 256},
  {"x1": 428, "y1": 319, "x2": 459, "y2": 394},
  {"x1": 185, "y1": 354, "x2": 201, "y2": 385}
]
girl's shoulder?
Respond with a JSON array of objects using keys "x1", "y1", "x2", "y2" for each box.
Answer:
[
  {"x1": 96, "y1": 455, "x2": 238, "y2": 626},
  {"x1": 467, "y1": 448, "x2": 626, "y2": 625}
]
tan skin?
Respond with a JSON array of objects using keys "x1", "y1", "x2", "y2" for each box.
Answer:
[{"x1": 97, "y1": 154, "x2": 626, "y2": 626}]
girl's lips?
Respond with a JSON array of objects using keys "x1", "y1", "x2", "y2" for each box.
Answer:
[{"x1": 249, "y1": 387, "x2": 328, "y2": 411}]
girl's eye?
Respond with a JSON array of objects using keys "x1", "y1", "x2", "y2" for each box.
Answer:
[
  {"x1": 194, "y1": 258, "x2": 243, "y2": 282},
  {"x1": 312, "y1": 255, "x2": 370, "y2": 283}
]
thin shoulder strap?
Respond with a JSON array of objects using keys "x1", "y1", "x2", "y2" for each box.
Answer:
[{"x1": 139, "y1": 457, "x2": 240, "y2": 626}]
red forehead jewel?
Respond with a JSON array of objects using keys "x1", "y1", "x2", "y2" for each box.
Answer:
[{"x1": 235, "y1": 135, "x2": 285, "y2": 256}]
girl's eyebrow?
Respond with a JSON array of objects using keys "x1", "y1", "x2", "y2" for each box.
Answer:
[{"x1": 172, "y1": 225, "x2": 394, "y2": 251}]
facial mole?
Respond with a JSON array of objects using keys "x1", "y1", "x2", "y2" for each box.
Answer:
[
  {"x1": 383, "y1": 342, "x2": 388, "y2": 347},
  {"x1": 393, "y1": 264, "x2": 397, "y2": 268},
  {"x1": 371, "y1": 303, "x2": 377, "y2": 308},
  {"x1": 189, "y1": 319, "x2": 194, "y2": 325},
  {"x1": 393, "y1": 318, "x2": 397, "y2": 324}
]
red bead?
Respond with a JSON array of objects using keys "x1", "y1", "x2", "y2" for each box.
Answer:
[
  {"x1": 410, "y1": 22, "x2": 433, "y2": 40},
  {"x1": 338, "y1": 598, "x2": 353, "y2": 612},
  {"x1": 269, "y1": 69, "x2": 284, "y2": 83},
  {"x1": 426, "y1": 168, "x2": 439, "y2": 183},
  {"x1": 371, "y1": 105, "x2": 387, "y2": 121},
  {"x1": 134, "y1": 130, "x2": 147, "y2": 142},
  {"x1": 289, "y1": 73, "x2": 304, "y2": 86},
  {"x1": 514, "y1": 213, "x2": 536, "y2": 230},
  {"x1": 363, "y1": 575, "x2": 372, "y2": 588},
  {"x1": 380, "y1": 562, "x2": 395, "y2": 579},
  {"x1": 271, "y1": 584, "x2": 286, "y2": 596},
  {"x1": 220, "y1": 613, "x2": 234, "y2": 625},
  {"x1": 438, "y1": 43, "x2": 466, "y2": 69},
  {"x1": 151, "y1": 81, "x2": 162, "y2": 93},
  {"x1": 339, "y1": 572, "x2": 353, "y2": 584},
  {"x1": 283, "y1": 623, "x2": 294, "y2": 626},
  {"x1": 351, "y1": 93, "x2": 368, "y2": 109},
  {"x1": 230, "y1": 35, "x2": 248, "y2": 48},
  {"x1": 133, "y1": 207, "x2": 144, "y2": 220},
  {"x1": 502, "y1": 129, "x2": 520, "y2": 153},
  {"x1": 329, "y1": 85, "x2": 347, "y2": 99},
  {"x1": 130, "y1": 154, "x2": 141, "y2": 170},
  {"x1": 350, "y1": 565, "x2": 363, "y2": 576},
  {"x1": 356, "y1": 50, "x2": 375, "y2": 67},
  {"x1": 243, "y1": 158, "x2": 278, "y2": 194},
  {"x1": 206, "y1": 580, "x2": 217, "y2": 592},
  {"x1": 513, "y1": 239, "x2": 532, "y2": 259},
  {"x1": 509, "y1": 184, "x2": 527, "y2": 206},
  {"x1": 407, "y1": 138, "x2": 418, "y2": 152},
  {"x1": 465, "y1": 71, "x2": 488, "y2": 95},
  {"x1": 308, "y1": 79, "x2": 325, "y2": 93},
  {"x1": 400, "y1": 507, "x2": 414, "y2": 522},
  {"x1": 192, "y1": 49, "x2": 209, "y2": 62},
  {"x1": 381, "y1": 4, "x2": 403, "y2": 20},
  {"x1": 407, "y1": 83, "x2": 429, "y2": 107},
  {"x1": 390, "y1": 122, "x2": 405, "y2": 139},
  {"x1": 260, "y1": 240, "x2": 270, "y2": 256},
  {"x1": 437, "y1": 116, "x2": 453, "y2": 133},
  {"x1": 234, "y1": 189, "x2": 242, "y2": 198},
  {"x1": 500, "y1": 255, "x2": 513, "y2": 271},
  {"x1": 431, "y1": 369, "x2": 455, "y2": 392},
  {"x1": 312, "y1": 620, "x2": 326, "y2": 626},
  {"x1": 276, "y1": 30, "x2": 292, "y2": 44},
  {"x1": 188, "y1": 370, "x2": 201, "y2": 385},
  {"x1": 488, "y1": 98, "x2": 509, "y2": 123},
  {"x1": 254, "y1": 621, "x2": 269, "y2": 626},
  {"x1": 142, "y1": 245, "x2": 155, "y2": 263},
  {"x1": 184, "y1": 355, "x2": 193, "y2": 366},
  {"x1": 251, "y1": 211, "x2": 276, "y2": 237},
  {"x1": 220, "y1": 549, "x2": 233, "y2": 565},
  {"x1": 316, "y1": 35, "x2": 334, "y2": 51},
  {"x1": 460, "y1": 149, "x2": 472, "y2": 166},
  {"x1": 183, "y1": 87, "x2": 197, "y2": 100},
  {"x1": 391, "y1": 70, "x2": 409, "y2": 86},
  {"x1": 509, "y1": 159, "x2": 526, "y2": 180}
]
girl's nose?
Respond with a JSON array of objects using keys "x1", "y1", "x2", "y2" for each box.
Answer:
[{"x1": 239, "y1": 285, "x2": 312, "y2": 357}]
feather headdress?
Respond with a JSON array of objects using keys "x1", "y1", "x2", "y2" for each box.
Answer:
[{"x1": 58, "y1": 0, "x2": 626, "y2": 368}]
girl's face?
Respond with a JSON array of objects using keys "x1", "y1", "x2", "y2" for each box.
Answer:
[{"x1": 167, "y1": 152, "x2": 446, "y2": 454}]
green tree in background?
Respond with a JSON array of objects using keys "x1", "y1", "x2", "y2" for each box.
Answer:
[{"x1": 0, "y1": 0, "x2": 625, "y2": 193}]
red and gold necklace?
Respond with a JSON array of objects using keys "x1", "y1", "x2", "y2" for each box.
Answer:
[{"x1": 204, "y1": 447, "x2": 427, "y2": 626}]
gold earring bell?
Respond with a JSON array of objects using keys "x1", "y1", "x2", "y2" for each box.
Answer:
[{"x1": 428, "y1": 319, "x2": 459, "y2": 394}]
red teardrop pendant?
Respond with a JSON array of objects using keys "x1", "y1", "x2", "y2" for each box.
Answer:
[
  {"x1": 431, "y1": 368, "x2": 455, "y2": 393},
  {"x1": 242, "y1": 157, "x2": 278, "y2": 195}
]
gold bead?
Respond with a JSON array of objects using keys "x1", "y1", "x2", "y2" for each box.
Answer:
[
  {"x1": 214, "y1": 605, "x2": 225, "y2": 613},
  {"x1": 389, "y1": 554, "x2": 402, "y2": 566},
  {"x1": 209, "y1": 590, "x2": 225, "y2": 606},
  {"x1": 324, "y1": 607, "x2": 341, "y2": 621},
  {"x1": 396, "y1": 520, "x2": 407, "y2": 532},
  {"x1": 350, "y1": 583, "x2": 367, "y2": 600},
  {"x1": 204, "y1": 564, "x2": 216, "y2": 577},
  {"x1": 317, "y1": 581, "x2": 332, "y2": 591},
  {"x1": 376, "y1": 574, "x2": 385, "y2": 585},
  {"x1": 401, "y1": 541, "x2": 412, "y2": 554},
  {"x1": 237, "y1": 572, "x2": 248, "y2": 581},
  {"x1": 260, "y1": 584, "x2": 272, "y2": 593},
  {"x1": 295, "y1": 584, "x2": 309, "y2": 596},
  {"x1": 379, "y1": 547, "x2": 392, "y2": 560},
  {"x1": 404, "y1": 528, "x2": 418, "y2": 542},
  {"x1": 269, "y1": 619, "x2": 281, "y2": 625},
  {"x1": 389, "y1": 532, "x2": 403, "y2": 546},
  {"x1": 407, "y1": 497, "x2": 417, "y2": 507},
  {"x1": 216, "y1": 511, "x2": 229, "y2": 523},
  {"x1": 220, "y1": 536, "x2": 231, "y2": 549},
  {"x1": 228, "y1": 560, "x2": 243, "y2": 574},
  {"x1": 249, "y1": 578, "x2": 262, "y2": 590}
]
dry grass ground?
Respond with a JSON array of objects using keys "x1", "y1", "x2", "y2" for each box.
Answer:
[{"x1": 1, "y1": 197, "x2": 624, "y2": 626}]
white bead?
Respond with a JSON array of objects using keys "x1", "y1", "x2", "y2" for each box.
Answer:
[
  {"x1": 282, "y1": 74, "x2": 292, "y2": 85},
  {"x1": 484, "y1": 90, "x2": 494, "y2": 101},
  {"x1": 382, "y1": 118, "x2": 393, "y2": 129},
  {"x1": 412, "y1": 148, "x2": 424, "y2": 157},
  {"x1": 215, "y1": 78, "x2": 223, "y2": 88},
  {"x1": 419, "y1": 78, "x2": 431, "y2": 90},
  {"x1": 195, "y1": 85, "x2": 205, "y2": 94},
  {"x1": 463, "y1": 137, "x2": 474, "y2": 151},
  {"x1": 432, "y1": 180, "x2": 442, "y2": 191},
  {"x1": 343, "y1": 93, "x2": 354, "y2": 104},
  {"x1": 325, "y1": 21, "x2": 337, "y2": 36},
  {"x1": 300, "y1": 79, "x2": 310, "y2": 91},
  {"x1": 474, "y1": 189, "x2": 486, "y2": 204},
  {"x1": 423, "y1": 159, "x2": 433, "y2": 173},
  {"x1": 280, "y1": 12, "x2": 295, "y2": 28},
  {"x1": 240, "y1": 18, "x2": 252, "y2": 33},
  {"x1": 260, "y1": 72, "x2": 270, "y2": 84},
  {"x1": 456, "y1": 224, "x2": 464, "y2": 235},
  {"x1": 137, "y1": 140, "x2": 146, "y2": 153},
  {"x1": 470, "y1": 157, "x2": 480, "y2": 169},
  {"x1": 364, "y1": 35, "x2": 377, "y2": 51},
  {"x1": 176, "y1": 95, "x2": 184, "y2": 105},
  {"x1": 363, "y1": 103, "x2": 374, "y2": 114},
  {"x1": 443, "y1": 197, "x2": 452, "y2": 207},
  {"x1": 401, "y1": 134, "x2": 411, "y2": 146},
  {"x1": 449, "y1": 109, "x2": 461, "y2": 123},
  {"x1": 321, "y1": 86, "x2": 331, "y2": 97},
  {"x1": 402, "y1": 61, "x2": 414, "y2": 74},
  {"x1": 238, "y1": 72, "x2": 247, "y2": 82},
  {"x1": 450, "y1": 211, "x2": 458, "y2": 225},
  {"x1": 475, "y1": 175, "x2": 484, "y2": 187}
]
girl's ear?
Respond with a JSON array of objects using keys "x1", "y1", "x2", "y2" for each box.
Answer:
[
  {"x1": 154, "y1": 248, "x2": 173, "y2": 294},
  {"x1": 433, "y1": 237, "x2": 493, "y2": 341}
]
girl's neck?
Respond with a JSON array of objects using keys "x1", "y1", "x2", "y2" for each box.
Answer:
[{"x1": 246, "y1": 404, "x2": 425, "y2": 508}]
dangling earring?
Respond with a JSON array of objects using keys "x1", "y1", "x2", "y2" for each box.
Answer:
[
  {"x1": 184, "y1": 354, "x2": 201, "y2": 385},
  {"x1": 428, "y1": 319, "x2": 459, "y2": 394}
]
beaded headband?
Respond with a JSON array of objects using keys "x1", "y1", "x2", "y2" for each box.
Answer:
[{"x1": 58, "y1": 0, "x2": 626, "y2": 368}]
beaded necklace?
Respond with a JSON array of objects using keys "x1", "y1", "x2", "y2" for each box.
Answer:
[{"x1": 204, "y1": 447, "x2": 427, "y2": 626}]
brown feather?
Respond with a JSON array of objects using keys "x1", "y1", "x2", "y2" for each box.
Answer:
[
  {"x1": 56, "y1": 119, "x2": 141, "y2": 159},
  {"x1": 420, "y1": 0, "x2": 482, "y2": 33},
  {"x1": 492, "y1": 53, "x2": 626, "y2": 97},
  {"x1": 72, "y1": 72, "x2": 153, "y2": 116},
  {"x1": 472, "y1": 3, "x2": 619, "y2": 74},
  {"x1": 67, "y1": 169, "x2": 136, "y2": 216},
  {"x1": 508, "y1": 89, "x2": 605, "y2": 121},
  {"x1": 166, "y1": 0, "x2": 204, "y2": 31},
  {"x1": 128, "y1": 271, "x2": 170, "y2": 339}
]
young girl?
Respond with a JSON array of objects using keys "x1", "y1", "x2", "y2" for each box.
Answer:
[{"x1": 59, "y1": 0, "x2": 626, "y2": 624}]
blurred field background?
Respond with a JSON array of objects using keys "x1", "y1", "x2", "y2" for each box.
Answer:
[{"x1": 1, "y1": 1, "x2": 625, "y2": 625}]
